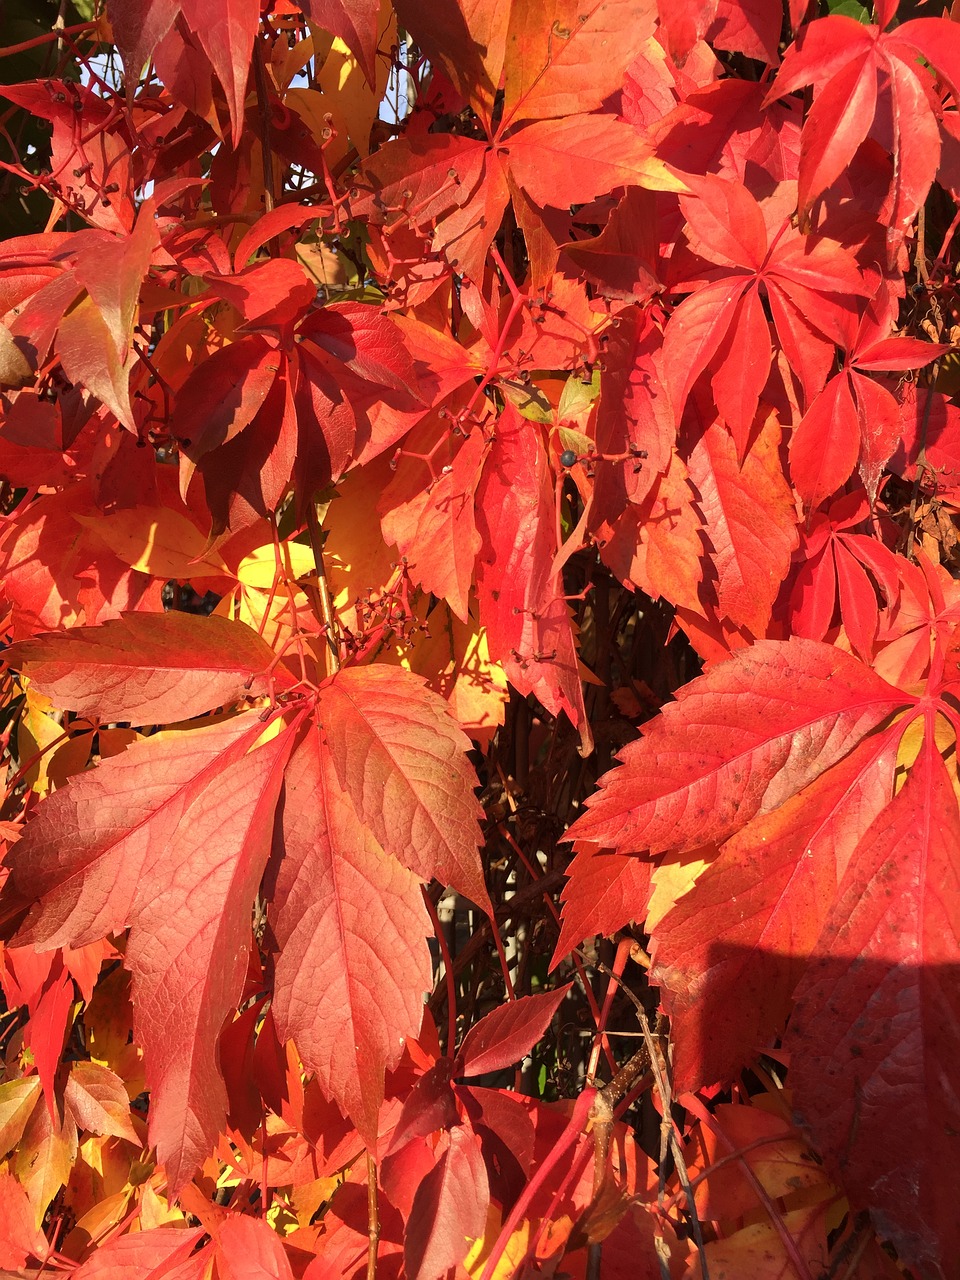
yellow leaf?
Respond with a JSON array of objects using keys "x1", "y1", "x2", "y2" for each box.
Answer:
[
  {"x1": 386, "y1": 601, "x2": 508, "y2": 745},
  {"x1": 896, "y1": 710, "x2": 955, "y2": 776},
  {"x1": 464, "y1": 1205, "x2": 531, "y2": 1280},
  {"x1": 18, "y1": 687, "x2": 92, "y2": 798},
  {"x1": 646, "y1": 847, "x2": 718, "y2": 933},
  {"x1": 0, "y1": 1076, "x2": 41, "y2": 1156},
  {"x1": 76, "y1": 507, "x2": 229, "y2": 580},
  {"x1": 14, "y1": 1099, "x2": 77, "y2": 1228},
  {"x1": 138, "y1": 1178, "x2": 187, "y2": 1229},
  {"x1": 236, "y1": 539, "x2": 317, "y2": 590},
  {"x1": 322, "y1": 455, "x2": 400, "y2": 630},
  {"x1": 215, "y1": 585, "x2": 324, "y2": 671},
  {"x1": 60, "y1": 1188, "x2": 131, "y2": 1258},
  {"x1": 291, "y1": 1175, "x2": 342, "y2": 1229},
  {"x1": 287, "y1": 7, "x2": 395, "y2": 169},
  {"x1": 85, "y1": 968, "x2": 145, "y2": 1099},
  {"x1": 273, "y1": 30, "x2": 325, "y2": 92}
]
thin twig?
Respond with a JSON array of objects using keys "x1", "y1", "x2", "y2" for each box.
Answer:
[
  {"x1": 366, "y1": 1153, "x2": 380, "y2": 1280},
  {"x1": 597, "y1": 957, "x2": 710, "y2": 1279},
  {"x1": 253, "y1": 40, "x2": 276, "y2": 216},
  {"x1": 306, "y1": 501, "x2": 341, "y2": 673}
]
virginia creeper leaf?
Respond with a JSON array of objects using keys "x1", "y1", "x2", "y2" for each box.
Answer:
[
  {"x1": 270, "y1": 723, "x2": 434, "y2": 1148},
  {"x1": 685, "y1": 413, "x2": 798, "y2": 636},
  {"x1": 650, "y1": 727, "x2": 898, "y2": 1091},
  {"x1": 5, "y1": 613, "x2": 292, "y2": 726},
  {"x1": 126, "y1": 721, "x2": 297, "y2": 1190},
  {"x1": 316, "y1": 665, "x2": 490, "y2": 910},
  {"x1": 71, "y1": 1225, "x2": 205, "y2": 1279},
  {"x1": 454, "y1": 985, "x2": 572, "y2": 1078},
  {"x1": 785, "y1": 732, "x2": 960, "y2": 1277},
  {"x1": 566, "y1": 637, "x2": 909, "y2": 858},
  {"x1": 403, "y1": 1124, "x2": 489, "y2": 1280}
]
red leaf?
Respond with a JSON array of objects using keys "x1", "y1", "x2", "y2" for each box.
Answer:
[
  {"x1": 686, "y1": 413, "x2": 798, "y2": 636},
  {"x1": 680, "y1": 174, "x2": 767, "y2": 271},
  {"x1": 127, "y1": 721, "x2": 297, "y2": 1189},
  {"x1": 786, "y1": 734, "x2": 960, "y2": 1277},
  {"x1": 72, "y1": 205, "x2": 160, "y2": 363},
  {"x1": 57, "y1": 295, "x2": 136, "y2": 430},
  {"x1": 788, "y1": 373, "x2": 859, "y2": 511},
  {"x1": 5, "y1": 613, "x2": 290, "y2": 726},
  {"x1": 356, "y1": 134, "x2": 489, "y2": 231},
  {"x1": 316, "y1": 666, "x2": 489, "y2": 910},
  {"x1": 71, "y1": 1225, "x2": 205, "y2": 1278},
  {"x1": 270, "y1": 723, "x2": 434, "y2": 1147},
  {"x1": 455, "y1": 985, "x2": 572, "y2": 1078},
  {"x1": 22, "y1": 956, "x2": 72, "y2": 1116},
  {"x1": 833, "y1": 540, "x2": 882, "y2": 660},
  {"x1": 475, "y1": 408, "x2": 591, "y2": 752},
  {"x1": 300, "y1": 0, "x2": 380, "y2": 85},
  {"x1": 207, "y1": 259, "x2": 316, "y2": 332},
  {"x1": 500, "y1": 0, "x2": 656, "y2": 127},
  {"x1": 64, "y1": 1061, "x2": 140, "y2": 1144},
  {"x1": 707, "y1": 287, "x2": 771, "y2": 456},
  {"x1": 172, "y1": 336, "x2": 280, "y2": 469},
  {"x1": 403, "y1": 1125, "x2": 489, "y2": 1280},
  {"x1": 387, "y1": 1060, "x2": 458, "y2": 1154},
  {"x1": 300, "y1": 304, "x2": 418, "y2": 395},
  {"x1": 390, "y1": 0, "x2": 508, "y2": 126},
  {"x1": 504, "y1": 115, "x2": 687, "y2": 210},
  {"x1": 107, "y1": 0, "x2": 181, "y2": 90},
  {"x1": 708, "y1": 0, "x2": 781, "y2": 65},
  {"x1": 180, "y1": 0, "x2": 258, "y2": 147},
  {"x1": 213, "y1": 1214, "x2": 295, "y2": 1280},
  {"x1": 797, "y1": 51, "x2": 877, "y2": 217},
  {"x1": 650, "y1": 728, "x2": 898, "y2": 1091},
  {"x1": 567, "y1": 637, "x2": 907, "y2": 859},
  {"x1": 851, "y1": 370, "x2": 900, "y2": 504},
  {"x1": 379, "y1": 417, "x2": 485, "y2": 622},
  {"x1": 600, "y1": 449, "x2": 705, "y2": 616},
  {"x1": 885, "y1": 53, "x2": 941, "y2": 247},
  {"x1": 661, "y1": 277, "x2": 749, "y2": 422},
  {"x1": 0, "y1": 1172, "x2": 48, "y2": 1270},
  {"x1": 4, "y1": 712, "x2": 296, "y2": 1188},
  {"x1": 551, "y1": 848, "x2": 652, "y2": 969},
  {"x1": 591, "y1": 306, "x2": 675, "y2": 524}
]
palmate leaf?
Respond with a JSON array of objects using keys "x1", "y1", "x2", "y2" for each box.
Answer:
[
  {"x1": 269, "y1": 722, "x2": 435, "y2": 1148},
  {"x1": 561, "y1": 635, "x2": 960, "y2": 1277},
  {"x1": 5, "y1": 612, "x2": 292, "y2": 726},
  {"x1": 785, "y1": 732, "x2": 960, "y2": 1278},
  {"x1": 566, "y1": 636, "x2": 908, "y2": 860},
  {"x1": 1, "y1": 613, "x2": 487, "y2": 1186},
  {"x1": 4, "y1": 711, "x2": 297, "y2": 1190}
]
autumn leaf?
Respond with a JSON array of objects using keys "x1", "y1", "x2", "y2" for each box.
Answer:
[
  {"x1": 4, "y1": 613, "x2": 293, "y2": 726},
  {"x1": 785, "y1": 729, "x2": 960, "y2": 1279},
  {"x1": 3, "y1": 712, "x2": 297, "y2": 1188},
  {"x1": 566, "y1": 637, "x2": 909, "y2": 859},
  {"x1": 269, "y1": 720, "x2": 434, "y2": 1147}
]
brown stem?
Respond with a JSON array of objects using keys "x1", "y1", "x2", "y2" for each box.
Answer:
[
  {"x1": 306, "y1": 502, "x2": 341, "y2": 673},
  {"x1": 366, "y1": 1153, "x2": 380, "y2": 1280},
  {"x1": 0, "y1": 20, "x2": 96, "y2": 58},
  {"x1": 253, "y1": 40, "x2": 276, "y2": 217}
]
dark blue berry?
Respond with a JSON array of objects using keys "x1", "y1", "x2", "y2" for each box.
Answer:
[{"x1": 560, "y1": 449, "x2": 577, "y2": 468}]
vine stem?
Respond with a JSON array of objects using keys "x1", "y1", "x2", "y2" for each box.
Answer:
[
  {"x1": 366, "y1": 1152, "x2": 380, "y2": 1280},
  {"x1": 306, "y1": 501, "x2": 341, "y2": 673},
  {"x1": 422, "y1": 887, "x2": 458, "y2": 1055},
  {"x1": 477, "y1": 1087, "x2": 596, "y2": 1280},
  {"x1": 0, "y1": 20, "x2": 96, "y2": 58}
]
